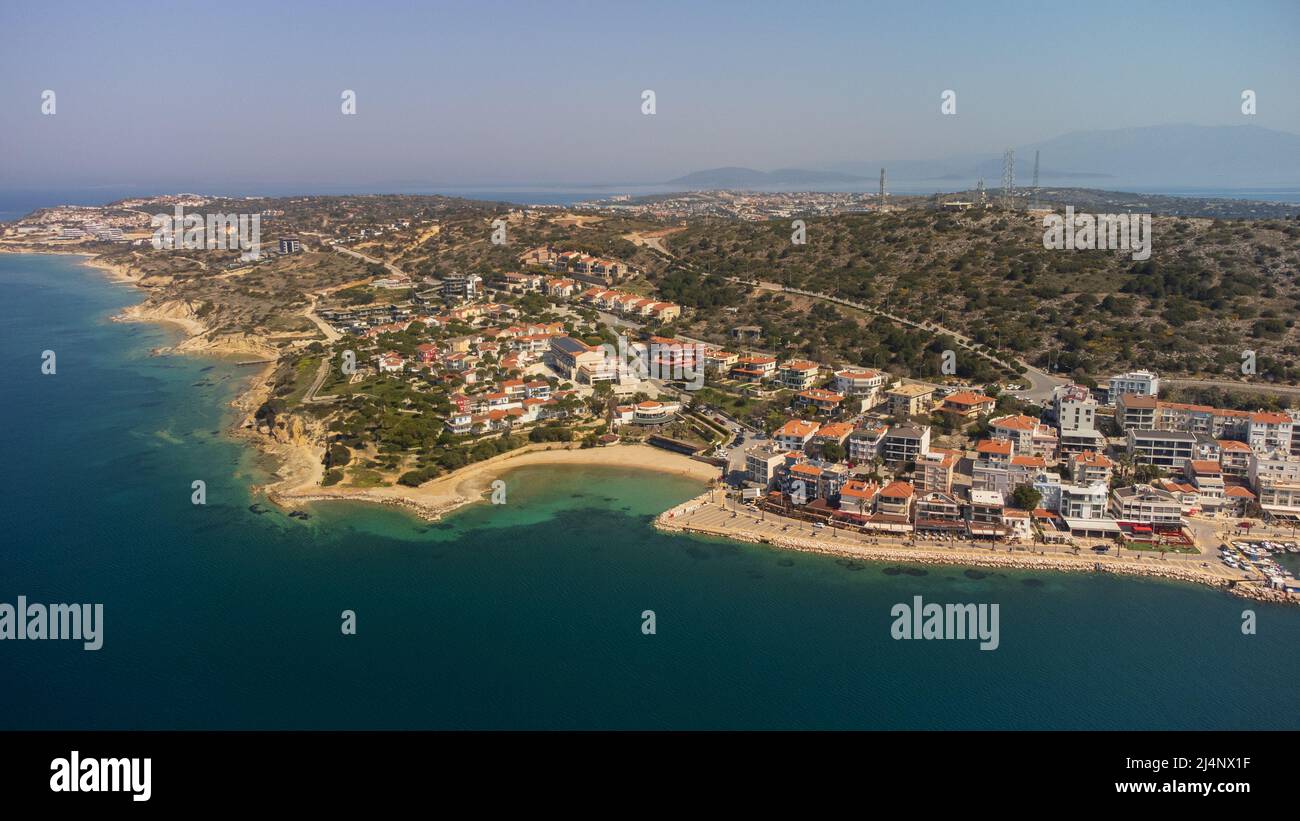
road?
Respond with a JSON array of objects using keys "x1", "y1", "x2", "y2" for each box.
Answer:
[
  {"x1": 638, "y1": 238, "x2": 1067, "y2": 401},
  {"x1": 1163, "y1": 377, "x2": 1300, "y2": 398},
  {"x1": 334, "y1": 245, "x2": 408, "y2": 278}
]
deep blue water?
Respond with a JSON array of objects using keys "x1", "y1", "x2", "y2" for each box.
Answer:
[{"x1": 1, "y1": 253, "x2": 1298, "y2": 729}]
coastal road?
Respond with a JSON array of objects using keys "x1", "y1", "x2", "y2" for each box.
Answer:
[{"x1": 679, "y1": 498, "x2": 1263, "y2": 585}]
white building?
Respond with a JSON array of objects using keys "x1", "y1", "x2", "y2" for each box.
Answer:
[{"x1": 1107, "y1": 370, "x2": 1159, "y2": 405}]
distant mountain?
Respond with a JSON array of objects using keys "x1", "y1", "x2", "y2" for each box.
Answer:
[
  {"x1": 825, "y1": 125, "x2": 1300, "y2": 188},
  {"x1": 666, "y1": 167, "x2": 868, "y2": 187}
]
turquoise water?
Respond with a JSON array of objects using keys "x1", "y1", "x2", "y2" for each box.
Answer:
[{"x1": 1, "y1": 253, "x2": 1298, "y2": 729}]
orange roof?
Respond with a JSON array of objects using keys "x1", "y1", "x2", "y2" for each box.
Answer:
[
  {"x1": 977, "y1": 439, "x2": 1013, "y2": 455},
  {"x1": 782, "y1": 359, "x2": 820, "y2": 371},
  {"x1": 1225, "y1": 486, "x2": 1256, "y2": 498},
  {"x1": 840, "y1": 480, "x2": 879, "y2": 499},
  {"x1": 991, "y1": 414, "x2": 1038, "y2": 431},
  {"x1": 1251, "y1": 412, "x2": 1291, "y2": 424},
  {"x1": 789, "y1": 463, "x2": 823, "y2": 478},
  {"x1": 1188, "y1": 460, "x2": 1222, "y2": 474},
  {"x1": 1073, "y1": 451, "x2": 1114, "y2": 467},
  {"x1": 879, "y1": 480, "x2": 915, "y2": 499},
  {"x1": 775, "y1": 419, "x2": 820, "y2": 438},
  {"x1": 798, "y1": 388, "x2": 845, "y2": 403},
  {"x1": 944, "y1": 390, "x2": 996, "y2": 407},
  {"x1": 816, "y1": 422, "x2": 855, "y2": 439},
  {"x1": 1218, "y1": 439, "x2": 1252, "y2": 451},
  {"x1": 1011, "y1": 455, "x2": 1045, "y2": 468}
]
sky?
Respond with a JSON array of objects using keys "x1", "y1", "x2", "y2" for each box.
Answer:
[{"x1": 0, "y1": 0, "x2": 1297, "y2": 191}]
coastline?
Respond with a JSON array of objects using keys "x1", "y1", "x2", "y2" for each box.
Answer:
[
  {"x1": 262, "y1": 441, "x2": 719, "y2": 521},
  {"x1": 656, "y1": 493, "x2": 1298, "y2": 606},
  {"x1": 17, "y1": 248, "x2": 1298, "y2": 606}
]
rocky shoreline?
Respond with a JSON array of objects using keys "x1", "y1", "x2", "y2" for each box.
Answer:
[{"x1": 655, "y1": 495, "x2": 1298, "y2": 607}]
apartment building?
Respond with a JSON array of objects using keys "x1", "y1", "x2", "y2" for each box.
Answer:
[
  {"x1": 914, "y1": 449, "x2": 958, "y2": 494},
  {"x1": 881, "y1": 424, "x2": 931, "y2": 464},
  {"x1": 1218, "y1": 439, "x2": 1254, "y2": 477},
  {"x1": 745, "y1": 446, "x2": 787, "y2": 489},
  {"x1": 1247, "y1": 412, "x2": 1294, "y2": 454},
  {"x1": 1127, "y1": 428, "x2": 1196, "y2": 469},
  {"x1": 1060, "y1": 482, "x2": 1110, "y2": 520},
  {"x1": 990, "y1": 414, "x2": 1058, "y2": 459},
  {"x1": 1185, "y1": 460, "x2": 1225, "y2": 513},
  {"x1": 1107, "y1": 370, "x2": 1159, "y2": 405},
  {"x1": 885, "y1": 384, "x2": 934, "y2": 418},
  {"x1": 1249, "y1": 450, "x2": 1300, "y2": 519},
  {"x1": 967, "y1": 490, "x2": 1007, "y2": 539},
  {"x1": 847, "y1": 425, "x2": 887, "y2": 463},
  {"x1": 1116, "y1": 393, "x2": 1157, "y2": 431},
  {"x1": 1110, "y1": 485, "x2": 1183, "y2": 526},
  {"x1": 914, "y1": 491, "x2": 965, "y2": 533},
  {"x1": 1070, "y1": 451, "x2": 1114, "y2": 485},
  {"x1": 1052, "y1": 384, "x2": 1105, "y2": 454}
]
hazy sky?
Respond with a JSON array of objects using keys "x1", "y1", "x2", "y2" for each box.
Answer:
[{"x1": 1, "y1": 0, "x2": 1297, "y2": 190}]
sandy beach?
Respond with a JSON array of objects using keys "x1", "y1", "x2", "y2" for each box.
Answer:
[{"x1": 265, "y1": 442, "x2": 720, "y2": 520}]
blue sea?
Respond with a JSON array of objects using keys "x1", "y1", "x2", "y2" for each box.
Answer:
[{"x1": 1, "y1": 253, "x2": 1298, "y2": 729}]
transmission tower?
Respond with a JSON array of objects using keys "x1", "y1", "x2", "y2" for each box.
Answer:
[
  {"x1": 1001, "y1": 149, "x2": 1015, "y2": 209},
  {"x1": 879, "y1": 168, "x2": 887, "y2": 208},
  {"x1": 976, "y1": 177, "x2": 986, "y2": 205},
  {"x1": 1031, "y1": 150, "x2": 1041, "y2": 210}
]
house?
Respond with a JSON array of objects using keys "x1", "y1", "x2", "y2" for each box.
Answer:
[
  {"x1": 778, "y1": 360, "x2": 821, "y2": 391},
  {"x1": 812, "y1": 422, "x2": 854, "y2": 453},
  {"x1": 795, "y1": 388, "x2": 845, "y2": 414},
  {"x1": 876, "y1": 480, "x2": 915, "y2": 519},
  {"x1": 939, "y1": 390, "x2": 997, "y2": 419},
  {"x1": 972, "y1": 439, "x2": 1013, "y2": 493},
  {"x1": 1222, "y1": 485, "x2": 1256, "y2": 517},
  {"x1": 885, "y1": 384, "x2": 934, "y2": 418},
  {"x1": 703, "y1": 349, "x2": 740, "y2": 372},
  {"x1": 377, "y1": 351, "x2": 405, "y2": 373},
  {"x1": 1003, "y1": 508, "x2": 1033, "y2": 541},
  {"x1": 832, "y1": 368, "x2": 886, "y2": 405},
  {"x1": 731, "y1": 355, "x2": 777, "y2": 382},
  {"x1": 774, "y1": 419, "x2": 821, "y2": 452},
  {"x1": 631, "y1": 400, "x2": 680, "y2": 425},
  {"x1": 838, "y1": 479, "x2": 880, "y2": 516}
]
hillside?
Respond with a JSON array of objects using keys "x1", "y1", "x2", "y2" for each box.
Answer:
[{"x1": 656, "y1": 208, "x2": 1300, "y2": 385}]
